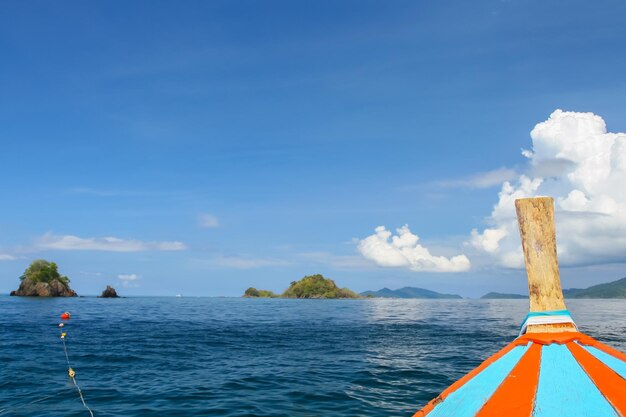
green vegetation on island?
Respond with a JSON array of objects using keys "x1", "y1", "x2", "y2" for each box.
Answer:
[
  {"x1": 361, "y1": 286, "x2": 462, "y2": 299},
  {"x1": 244, "y1": 287, "x2": 279, "y2": 298},
  {"x1": 481, "y1": 292, "x2": 528, "y2": 299},
  {"x1": 283, "y1": 274, "x2": 360, "y2": 298},
  {"x1": 243, "y1": 274, "x2": 361, "y2": 299},
  {"x1": 10, "y1": 259, "x2": 77, "y2": 297}
]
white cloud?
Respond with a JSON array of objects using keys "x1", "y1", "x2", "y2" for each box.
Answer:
[
  {"x1": 298, "y1": 252, "x2": 373, "y2": 269},
  {"x1": 118, "y1": 273, "x2": 139, "y2": 287},
  {"x1": 471, "y1": 109, "x2": 626, "y2": 268},
  {"x1": 469, "y1": 227, "x2": 508, "y2": 253},
  {"x1": 118, "y1": 273, "x2": 139, "y2": 281},
  {"x1": 0, "y1": 254, "x2": 16, "y2": 261},
  {"x1": 438, "y1": 167, "x2": 518, "y2": 189},
  {"x1": 79, "y1": 271, "x2": 103, "y2": 277},
  {"x1": 209, "y1": 256, "x2": 289, "y2": 269},
  {"x1": 36, "y1": 233, "x2": 187, "y2": 252},
  {"x1": 198, "y1": 213, "x2": 220, "y2": 228},
  {"x1": 357, "y1": 225, "x2": 471, "y2": 272}
]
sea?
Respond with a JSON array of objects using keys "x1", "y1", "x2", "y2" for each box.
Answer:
[{"x1": 1, "y1": 297, "x2": 625, "y2": 417}]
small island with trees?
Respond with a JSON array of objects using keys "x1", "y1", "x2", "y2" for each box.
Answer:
[
  {"x1": 10, "y1": 259, "x2": 77, "y2": 297},
  {"x1": 244, "y1": 274, "x2": 361, "y2": 299}
]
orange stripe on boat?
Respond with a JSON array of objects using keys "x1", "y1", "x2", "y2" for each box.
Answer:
[
  {"x1": 588, "y1": 341, "x2": 626, "y2": 362},
  {"x1": 514, "y1": 331, "x2": 596, "y2": 346},
  {"x1": 412, "y1": 341, "x2": 519, "y2": 417},
  {"x1": 515, "y1": 332, "x2": 625, "y2": 360},
  {"x1": 567, "y1": 342, "x2": 626, "y2": 416},
  {"x1": 474, "y1": 343, "x2": 541, "y2": 417}
]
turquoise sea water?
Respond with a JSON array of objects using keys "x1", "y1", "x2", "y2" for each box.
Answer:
[{"x1": 1, "y1": 297, "x2": 624, "y2": 416}]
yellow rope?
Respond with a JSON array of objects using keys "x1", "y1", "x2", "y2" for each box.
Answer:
[
  {"x1": 0, "y1": 315, "x2": 95, "y2": 416},
  {"x1": 62, "y1": 334, "x2": 95, "y2": 417}
]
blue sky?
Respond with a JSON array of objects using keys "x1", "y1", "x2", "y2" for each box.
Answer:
[{"x1": 2, "y1": 0, "x2": 626, "y2": 296}]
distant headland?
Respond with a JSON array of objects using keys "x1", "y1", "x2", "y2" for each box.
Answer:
[
  {"x1": 351, "y1": 277, "x2": 626, "y2": 300},
  {"x1": 480, "y1": 277, "x2": 626, "y2": 299},
  {"x1": 244, "y1": 274, "x2": 361, "y2": 299},
  {"x1": 361, "y1": 287, "x2": 462, "y2": 299},
  {"x1": 10, "y1": 259, "x2": 77, "y2": 297},
  {"x1": 563, "y1": 277, "x2": 626, "y2": 298},
  {"x1": 481, "y1": 292, "x2": 528, "y2": 299}
]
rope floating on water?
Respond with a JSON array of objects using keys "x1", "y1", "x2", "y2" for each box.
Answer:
[
  {"x1": 60, "y1": 312, "x2": 95, "y2": 417},
  {"x1": 0, "y1": 312, "x2": 95, "y2": 416}
]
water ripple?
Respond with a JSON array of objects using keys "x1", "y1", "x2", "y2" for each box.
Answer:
[{"x1": 0, "y1": 297, "x2": 624, "y2": 416}]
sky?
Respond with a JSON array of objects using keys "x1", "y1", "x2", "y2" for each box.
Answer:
[{"x1": 1, "y1": 0, "x2": 626, "y2": 297}]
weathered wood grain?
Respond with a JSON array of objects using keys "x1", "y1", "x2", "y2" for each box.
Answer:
[{"x1": 515, "y1": 197, "x2": 577, "y2": 333}]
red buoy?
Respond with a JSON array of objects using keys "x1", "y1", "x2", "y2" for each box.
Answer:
[{"x1": 60, "y1": 312, "x2": 71, "y2": 320}]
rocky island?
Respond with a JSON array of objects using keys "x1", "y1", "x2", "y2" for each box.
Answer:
[
  {"x1": 10, "y1": 259, "x2": 77, "y2": 297},
  {"x1": 99, "y1": 285, "x2": 120, "y2": 298},
  {"x1": 244, "y1": 274, "x2": 361, "y2": 299}
]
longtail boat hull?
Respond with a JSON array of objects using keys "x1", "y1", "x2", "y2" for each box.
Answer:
[{"x1": 412, "y1": 197, "x2": 626, "y2": 417}]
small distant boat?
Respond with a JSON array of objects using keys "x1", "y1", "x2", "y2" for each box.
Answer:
[
  {"x1": 176, "y1": 294, "x2": 182, "y2": 297},
  {"x1": 413, "y1": 197, "x2": 625, "y2": 417}
]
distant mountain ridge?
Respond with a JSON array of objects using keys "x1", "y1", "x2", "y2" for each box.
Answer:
[
  {"x1": 481, "y1": 292, "x2": 528, "y2": 299},
  {"x1": 562, "y1": 277, "x2": 626, "y2": 298},
  {"x1": 481, "y1": 277, "x2": 626, "y2": 299},
  {"x1": 361, "y1": 287, "x2": 462, "y2": 299}
]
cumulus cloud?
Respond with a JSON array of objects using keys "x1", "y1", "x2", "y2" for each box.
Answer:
[
  {"x1": 358, "y1": 225, "x2": 471, "y2": 272},
  {"x1": 118, "y1": 273, "x2": 139, "y2": 287},
  {"x1": 36, "y1": 233, "x2": 187, "y2": 252},
  {"x1": 438, "y1": 167, "x2": 518, "y2": 189},
  {"x1": 198, "y1": 213, "x2": 220, "y2": 228},
  {"x1": 471, "y1": 109, "x2": 626, "y2": 268},
  {"x1": 0, "y1": 254, "x2": 16, "y2": 261}
]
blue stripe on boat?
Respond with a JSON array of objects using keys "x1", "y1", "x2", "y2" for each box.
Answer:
[
  {"x1": 533, "y1": 344, "x2": 618, "y2": 417},
  {"x1": 584, "y1": 345, "x2": 626, "y2": 380},
  {"x1": 426, "y1": 345, "x2": 529, "y2": 417}
]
